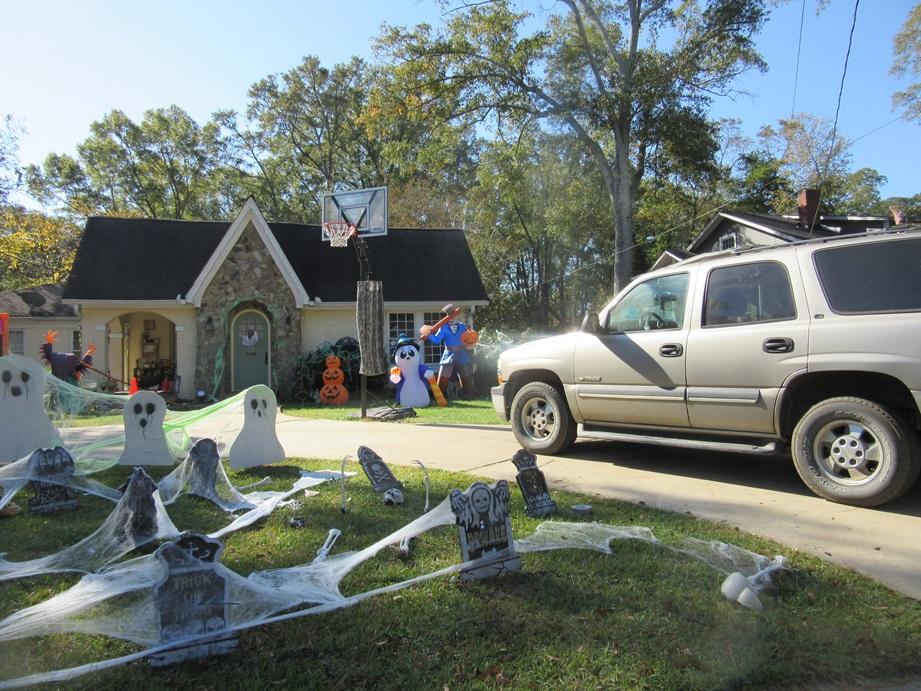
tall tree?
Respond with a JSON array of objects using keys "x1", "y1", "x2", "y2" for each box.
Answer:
[
  {"x1": 0, "y1": 207, "x2": 81, "y2": 290},
  {"x1": 891, "y1": 3, "x2": 921, "y2": 122},
  {"x1": 0, "y1": 115, "x2": 22, "y2": 205},
  {"x1": 27, "y1": 106, "x2": 228, "y2": 219},
  {"x1": 380, "y1": 0, "x2": 768, "y2": 290}
]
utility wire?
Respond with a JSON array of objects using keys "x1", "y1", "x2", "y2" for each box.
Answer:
[{"x1": 791, "y1": 0, "x2": 807, "y2": 116}]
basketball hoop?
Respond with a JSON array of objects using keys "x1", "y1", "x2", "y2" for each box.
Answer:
[{"x1": 323, "y1": 221, "x2": 356, "y2": 248}]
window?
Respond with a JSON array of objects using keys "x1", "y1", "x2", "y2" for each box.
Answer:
[
  {"x1": 8, "y1": 330, "x2": 24, "y2": 355},
  {"x1": 422, "y1": 312, "x2": 442, "y2": 364},
  {"x1": 719, "y1": 233, "x2": 738, "y2": 250},
  {"x1": 703, "y1": 261, "x2": 796, "y2": 327},
  {"x1": 606, "y1": 273, "x2": 689, "y2": 333},
  {"x1": 72, "y1": 330, "x2": 82, "y2": 353},
  {"x1": 814, "y1": 239, "x2": 921, "y2": 314},
  {"x1": 388, "y1": 312, "x2": 415, "y2": 352}
]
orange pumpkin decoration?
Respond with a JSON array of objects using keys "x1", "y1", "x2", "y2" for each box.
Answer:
[
  {"x1": 319, "y1": 383, "x2": 348, "y2": 405},
  {"x1": 323, "y1": 368, "x2": 345, "y2": 386},
  {"x1": 461, "y1": 328, "x2": 479, "y2": 346},
  {"x1": 319, "y1": 353, "x2": 348, "y2": 405}
]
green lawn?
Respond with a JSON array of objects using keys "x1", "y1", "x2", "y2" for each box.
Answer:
[
  {"x1": 1, "y1": 460, "x2": 921, "y2": 689},
  {"x1": 284, "y1": 396, "x2": 506, "y2": 426}
]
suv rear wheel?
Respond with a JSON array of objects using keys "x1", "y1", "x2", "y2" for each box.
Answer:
[
  {"x1": 510, "y1": 382, "x2": 577, "y2": 455},
  {"x1": 791, "y1": 397, "x2": 921, "y2": 507}
]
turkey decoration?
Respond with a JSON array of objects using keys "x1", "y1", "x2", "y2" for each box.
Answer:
[{"x1": 319, "y1": 354, "x2": 348, "y2": 405}]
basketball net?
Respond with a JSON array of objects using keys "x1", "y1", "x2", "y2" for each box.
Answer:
[{"x1": 323, "y1": 221, "x2": 356, "y2": 248}]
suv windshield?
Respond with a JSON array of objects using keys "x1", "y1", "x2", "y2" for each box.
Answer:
[{"x1": 605, "y1": 273, "x2": 689, "y2": 332}]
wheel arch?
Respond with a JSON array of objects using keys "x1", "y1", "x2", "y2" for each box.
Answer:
[
  {"x1": 504, "y1": 369, "x2": 567, "y2": 419},
  {"x1": 778, "y1": 371, "x2": 921, "y2": 440}
]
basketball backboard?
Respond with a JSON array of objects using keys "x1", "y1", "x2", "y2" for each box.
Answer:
[{"x1": 322, "y1": 186, "x2": 388, "y2": 241}]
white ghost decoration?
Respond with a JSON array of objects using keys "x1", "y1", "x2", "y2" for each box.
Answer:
[
  {"x1": 229, "y1": 385, "x2": 285, "y2": 469},
  {"x1": 118, "y1": 390, "x2": 175, "y2": 466},
  {"x1": 0, "y1": 355, "x2": 61, "y2": 464},
  {"x1": 389, "y1": 342, "x2": 433, "y2": 408}
]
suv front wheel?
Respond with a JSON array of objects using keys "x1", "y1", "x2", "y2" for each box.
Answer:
[
  {"x1": 510, "y1": 382, "x2": 577, "y2": 455},
  {"x1": 791, "y1": 397, "x2": 921, "y2": 507}
]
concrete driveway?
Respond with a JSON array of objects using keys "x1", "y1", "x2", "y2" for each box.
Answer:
[{"x1": 65, "y1": 415, "x2": 921, "y2": 600}]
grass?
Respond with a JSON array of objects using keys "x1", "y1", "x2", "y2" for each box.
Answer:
[
  {"x1": 2, "y1": 460, "x2": 921, "y2": 689},
  {"x1": 56, "y1": 413, "x2": 123, "y2": 428},
  {"x1": 283, "y1": 396, "x2": 506, "y2": 426}
]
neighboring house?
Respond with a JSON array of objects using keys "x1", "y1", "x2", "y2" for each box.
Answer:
[
  {"x1": 0, "y1": 284, "x2": 81, "y2": 363},
  {"x1": 652, "y1": 190, "x2": 890, "y2": 270},
  {"x1": 63, "y1": 199, "x2": 488, "y2": 398}
]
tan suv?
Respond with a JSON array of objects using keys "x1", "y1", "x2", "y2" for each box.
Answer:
[{"x1": 491, "y1": 227, "x2": 921, "y2": 507}]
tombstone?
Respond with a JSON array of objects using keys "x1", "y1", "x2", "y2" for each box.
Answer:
[
  {"x1": 118, "y1": 390, "x2": 175, "y2": 466},
  {"x1": 511, "y1": 449, "x2": 557, "y2": 518},
  {"x1": 26, "y1": 447, "x2": 78, "y2": 514},
  {"x1": 449, "y1": 480, "x2": 522, "y2": 581},
  {"x1": 0, "y1": 354, "x2": 60, "y2": 464},
  {"x1": 357, "y1": 445, "x2": 404, "y2": 504},
  {"x1": 114, "y1": 466, "x2": 161, "y2": 545},
  {"x1": 149, "y1": 533, "x2": 237, "y2": 666},
  {"x1": 187, "y1": 438, "x2": 220, "y2": 499},
  {"x1": 228, "y1": 386, "x2": 285, "y2": 469}
]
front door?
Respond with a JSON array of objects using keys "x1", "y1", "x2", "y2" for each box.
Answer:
[
  {"x1": 232, "y1": 310, "x2": 270, "y2": 391},
  {"x1": 573, "y1": 272, "x2": 693, "y2": 429}
]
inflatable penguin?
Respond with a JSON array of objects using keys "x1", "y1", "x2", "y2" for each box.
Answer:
[{"x1": 389, "y1": 334, "x2": 434, "y2": 408}]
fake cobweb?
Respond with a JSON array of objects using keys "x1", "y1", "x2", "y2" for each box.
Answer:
[{"x1": 0, "y1": 497, "x2": 786, "y2": 688}]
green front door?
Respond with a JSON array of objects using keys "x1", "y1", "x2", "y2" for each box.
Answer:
[{"x1": 233, "y1": 310, "x2": 270, "y2": 391}]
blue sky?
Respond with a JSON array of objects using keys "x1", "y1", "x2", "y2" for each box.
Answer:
[{"x1": 1, "y1": 0, "x2": 917, "y2": 202}]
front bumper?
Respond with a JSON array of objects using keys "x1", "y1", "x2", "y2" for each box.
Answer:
[{"x1": 491, "y1": 385, "x2": 507, "y2": 420}]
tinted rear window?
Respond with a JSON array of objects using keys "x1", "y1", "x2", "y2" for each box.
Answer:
[{"x1": 814, "y1": 238, "x2": 921, "y2": 314}]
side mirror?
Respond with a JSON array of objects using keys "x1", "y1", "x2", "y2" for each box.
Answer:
[{"x1": 580, "y1": 313, "x2": 602, "y2": 334}]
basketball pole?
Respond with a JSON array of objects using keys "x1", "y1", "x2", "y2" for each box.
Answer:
[{"x1": 353, "y1": 237, "x2": 371, "y2": 420}]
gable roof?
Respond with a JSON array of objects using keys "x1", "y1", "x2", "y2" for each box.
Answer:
[
  {"x1": 687, "y1": 210, "x2": 889, "y2": 253},
  {"x1": 64, "y1": 211, "x2": 488, "y2": 305},
  {"x1": 0, "y1": 284, "x2": 77, "y2": 318}
]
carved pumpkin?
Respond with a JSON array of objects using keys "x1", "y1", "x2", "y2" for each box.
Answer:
[
  {"x1": 319, "y1": 383, "x2": 348, "y2": 405},
  {"x1": 325, "y1": 354, "x2": 341, "y2": 370},
  {"x1": 461, "y1": 328, "x2": 479, "y2": 346},
  {"x1": 323, "y1": 368, "x2": 345, "y2": 386}
]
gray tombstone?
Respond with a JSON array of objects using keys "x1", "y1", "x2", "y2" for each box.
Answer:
[
  {"x1": 449, "y1": 480, "x2": 522, "y2": 581},
  {"x1": 357, "y1": 446, "x2": 404, "y2": 495},
  {"x1": 115, "y1": 467, "x2": 161, "y2": 545},
  {"x1": 511, "y1": 449, "x2": 557, "y2": 518},
  {"x1": 26, "y1": 447, "x2": 78, "y2": 514},
  {"x1": 150, "y1": 533, "x2": 237, "y2": 666}
]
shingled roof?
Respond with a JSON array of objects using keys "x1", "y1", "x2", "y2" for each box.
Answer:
[
  {"x1": 64, "y1": 215, "x2": 488, "y2": 304},
  {"x1": 0, "y1": 284, "x2": 77, "y2": 318}
]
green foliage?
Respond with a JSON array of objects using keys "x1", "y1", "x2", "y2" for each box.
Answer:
[
  {"x1": 27, "y1": 107, "x2": 228, "y2": 219},
  {"x1": 0, "y1": 206, "x2": 81, "y2": 290},
  {"x1": 275, "y1": 341, "x2": 361, "y2": 404},
  {"x1": 0, "y1": 115, "x2": 22, "y2": 205},
  {"x1": 891, "y1": 3, "x2": 921, "y2": 122}
]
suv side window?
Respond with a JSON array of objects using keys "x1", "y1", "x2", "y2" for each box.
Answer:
[
  {"x1": 606, "y1": 273, "x2": 689, "y2": 333},
  {"x1": 703, "y1": 261, "x2": 796, "y2": 327},
  {"x1": 814, "y1": 238, "x2": 921, "y2": 314}
]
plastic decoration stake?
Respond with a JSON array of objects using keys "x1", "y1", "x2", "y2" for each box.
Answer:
[
  {"x1": 339, "y1": 455, "x2": 351, "y2": 513},
  {"x1": 0, "y1": 313, "x2": 8, "y2": 355},
  {"x1": 314, "y1": 529, "x2": 342, "y2": 562},
  {"x1": 413, "y1": 459, "x2": 431, "y2": 512}
]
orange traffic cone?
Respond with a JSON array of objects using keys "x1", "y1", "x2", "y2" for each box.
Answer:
[{"x1": 128, "y1": 377, "x2": 139, "y2": 394}]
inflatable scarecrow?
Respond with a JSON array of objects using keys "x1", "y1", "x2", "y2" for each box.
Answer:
[{"x1": 419, "y1": 304, "x2": 478, "y2": 400}]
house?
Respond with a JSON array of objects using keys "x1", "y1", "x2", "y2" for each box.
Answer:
[
  {"x1": 653, "y1": 190, "x2": 890, "y2": 270},
  {"x1": 0, "y1": 284, "x2": 81, "y2": 363},
  {"x1": 63, "y1": 200, "x2": 488, "y2": 398}
]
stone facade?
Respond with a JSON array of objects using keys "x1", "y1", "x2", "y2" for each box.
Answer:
[{"x1": 196, "y1": 223, "x2": 301, "y2": 396}]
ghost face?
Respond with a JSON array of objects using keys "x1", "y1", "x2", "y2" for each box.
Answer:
[
  {"x1": 1, "y1": 367, "x2": 31, "y2": 400},
  {"x1": 132, "y1": 400, "x2": 158, "y2": 437},
  {"x1": 394, "y1": 345, "x2": 420, "y2": 371},
  {"x1": 244, "y1": 386, "x2": 277, "y2": 426},
  {"x1": 119, "y1": 390, "x2": 173, "y2": 466}
]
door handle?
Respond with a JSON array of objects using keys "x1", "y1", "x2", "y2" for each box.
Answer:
[
  {"x1": 763, "y1": 337, "x2": 794, "y2": 354},
  {"x1": 659, "y1": 343, "x2": 683, "y2": 357}
]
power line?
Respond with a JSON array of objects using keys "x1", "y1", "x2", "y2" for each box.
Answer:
[
  {"x1": 791, "y1": 0, "x2": 807, "y2": 116},
  {"x1": 851, "y1": 115, "x2": 904, "y2": 144},
  {"x1": 829, "y1": 0, "x2": 860, "y2": 158}
]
